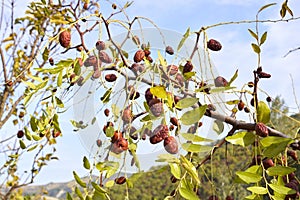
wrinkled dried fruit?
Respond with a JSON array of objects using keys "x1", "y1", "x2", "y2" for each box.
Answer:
[
  {"x1": 96, "y1": 139, "x2": 102, "y2": 147},
  {"x1": 145, "y1": 88, "x2": 154, "y2": 103},
  {"x1": 49, "y1": 57, "x2": 54, "y2": 66},
  {"x1": 150, "y1": 125, "x2": 169, "y2": 144},
  {"x1": 214, "y1": 76, "x2": 228, "y2": 87},
  {"x1": 238, "y1": 101, "x2": 245, "y2": 111},
  {"x1": 166, "y1": 46, "x2": 174, "y2": 55},
  {"x1": 207, "y1": 39, "x2": 222, "y2": 51},
  {"x1": 167, "y1": 65, "x2": 178, "y2": 75},
  {"x1": 266, "y1": 96, "x2": 272, "y2": 102},
  {"x1": 115, "y1": 176, "x2": 126, "y2": 185},
  {"x1": 170, "y1": 117, "x2": 179, "y2": 126},
  {"x1": 146, "y1": 55, "x2": 153, "y2": 63},
  {"x1": 133, "y1": 50, "x2": 145, "y2": 63},
  {"x1": 111, "y1": 131, "x2": 122, "y2": 143},
  {"x1": 96, "y1": 40, "x2": 106, "y2": 51},
  {"x1": 149, "y1": 100, "x2": 163, "y2": 117},
  {"x1": 111, "y1": 138, "x2": 128, "y2": 154},
  {"x1": 285, "y1": 180, "x2": 299, "y2": 199},
  {"x1": 122, "y1": 107, "x2": 133, "y2": 124},
  {"x1": 244, "y1": 107, "x2": 250, "y2": 113},
  {"x1": 144, "y1": 49, "x2": 151, "y2": 57},
  {"x1": 17, "y1": 130, "x2": 24, "y2": 138},
  {"x1": 130, "y1": 63, "x2": 144, "y2": 73},
  {"x1": 105, "y1": 74, "x2": 117, "y2": 82},
  {"x1": 183, "y1": 61, "x2": 193, "y2": 74},
  {"x1": 104, "y1": 108, "x2": 110, "y2": 117},
  {"x1": 164, "y1": 136, "x2": 178, "y2": 154},
  {"x1": 258, "y1": 71, "x2": 271, "y2": 78},
  {"x1": 99, "y1": 51, "x2": 112, "y2": 63},
  {"x1": 255, "y1": 122, "x2": 269, "y2": 137},
  {"x1": 84, "y1": 56, "x2": 98, "y2": 67},
  {"x1": 287, "y1": 150, "x2": 298, "y2": 161},
  {"x1": 59, "y1": 30, "x2": 71, "y2": 48},
  {"x1": 262, "y1": 158, "x2": 274, "y2": 169}
]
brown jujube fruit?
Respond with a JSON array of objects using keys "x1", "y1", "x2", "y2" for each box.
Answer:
[
  {"x1": 164, "y1": 136, "x2": 178, "y2": 154},
  {"x1": 214, "y1": 76, "x2": 228, "y2": 87},
  {"x1": 207, "y1": 39, "x2": 222, "y2": 51},
  {"x1": 150, "y1": 101, "x2": 163, "y2": 117},
  {"x1": 111, "y1": 131, "x2": 122, "y2": 143},
  {"x1": 17, "y1": 130, "x2": 24, "y2": 138},
  {"x1": 96, "y1": 139, "x2": 102, "y2": 147},
  {"x1": 167, "y1": 65, "x2": 178, "y2": 75},
  {"x1": 166, "y1": 46, "x2": 174, "y2": 55},
  {"x1": 105, "y1": 74, "x2": 117, "y2": 82},
  {"x1": 170, "y1": 117, "x2": 179, "y2": 126},
  {"x1": 84, "y1": 56, "x2": 98, "y2": 67},
  {"x1": 96, "y1": 41, "x2": 106, "y2": 51},
  {"x1": 133, "y1": 50, "x2": 145, "y2": 63},
  {"x1": 238, "y1": 101, "x2": 245, "y2": 111},
  {"x1": 122, "y1": 107, "x2": 132, "y2": 124},
  {"x1": 49, "y1": 57, "x2": 54, "y2": 66},
  {"x1": 104, "y1": 108, "x2": 110, "y2": 117},
  {"x1": 115, "y1": 176, "x2": 126, "y2": 184},
  {"x1": 262, "y1": 158, "x2": 274, "y2": 169},
  {"x1": 255, "y1": 122, "x2": 269, "y2": 137},
  {"x1": 59, "y1": 30, "x2": 71, "y2": 48},
  {"x1": 99, "y1": 51, "x2": 112, "y2": 63},
  {"x1": 183, "y1": 61, "x2": 193, "y2": 74}
]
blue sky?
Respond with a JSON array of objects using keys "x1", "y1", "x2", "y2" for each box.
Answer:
[{"x1": 5, "y1": 0, "x2": 300, "y2": 185}]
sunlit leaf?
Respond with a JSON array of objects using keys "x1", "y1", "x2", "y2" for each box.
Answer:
[
  {"x1": 83, "y1": 156, "x2": 91, "y2": 170},
  {"x1": 175, "y1": 97, "x2": 199, "y2": 109},
  {"x1": 182, "y1": 143, "x2": 212, "y2": 153},
  {"x1": 157, "y1": 51, "x2": 167, "y2": 66},
  {"x1": 247, "y1": 186, "x2": 268, "y2": 195},
  {"x1": 75, "y1": 187, "x2": 84, "y2": 200},
  {"x1": 150, "y1": 86, "x2": 167, "y2": 99},
  {"x1": 267, "y1": 166, "x2": 296, "y2": 176},
  {"x1": 57, "y1": 70, "x2": 63, "y2": 87},
  {"x1": 169, "y1": 163, "x2": 181, "y2": 179},
  {"x1": 269, "y1": 184, "x2": 296, "y2": 195},
  {"x1": 212, "y1": 120, "x2": 224, "y2": 134},
  {"x1": 260, "y1": 32, "x2": 268, "y2": 45},
  {"x1": 251, "y1": 43, "x2": 261, "y2": 54},
  {"x1": 19, "y1": 140, "x2": 26, "y2": 149},
  {"x1": 180, "y1": 155, "x2": 200, "y2": 184},
  {"x1": 181, "y1": 133, "x2": 212, "y2": 142},
  {"x1": 42, "y1": 47, "x2": 49, "y2": 61},
  {"x1": 258, "y1": 3, "x2": 277, "y2": 14},
  {"x1": 226, "y1": 100, "x2": 240, "y2": 105},
  {"x1": 179, "y1": 186, "x2": 199, "y2": 200},
  {"x1": 236, "y1": 171, "x2": 262, "y2": 184},
  {"x1": 227, "y1": 69, "x2": 238, "y2": 86},
  {"x1": 177, "y1": 27, "x2": 190, "y2": 51},
  {"x1": 73, "y1": 171, "x2": 86, "y2": 188},
  {"x1": 226, "y1": 131, "x2": 255, "y2": 147},
  {"x1": 180, "y1": 105, "x2": 207, "y2": 125},
  {"x1": 256, "y1": 101, "x2": 270, "y2": 123},
  {"x1": 30, "y1": 116, "x2": 38, "y2": 132},
  {"x1": 248, "y1": 29, "x2": 258, "y2": 40}
]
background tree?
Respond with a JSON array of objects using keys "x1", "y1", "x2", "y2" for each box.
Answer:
[{"x1": 0, "y1": 0, "x2": 299, "y2": 200}]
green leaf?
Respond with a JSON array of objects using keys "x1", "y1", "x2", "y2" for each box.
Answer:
[
  {"x1": 260, "y1": 32, "x2": 268, "y2": 45},
  {"x1": 150, "y1": 86, "x2": 167, "y2": 99},
  {"x1": 179, "y1": 187, "x2": 199, "y2": 200},
  {"x1": 247, "y1": 186, "x2": 268, "y2": 195},
  {"x1": 212, "y1": 120, "x2": 224, "y2": 134},
  {"x1": 55, "y1": 96, "x2": 64, "y2": 108},
  {"x1": 227, "y1": 69, "x2": 238, "y2": 86},
  {"x1": 27, "y1": 144, "x2": 38, "y2": 152},
  {"x1": 225, "y1": 131, "x2": 255, "y2": 147},
  {"x1": 248, "y1": 29, "x2": 258, "y2": 40},
  {"x1": 83, "y1": 156, "x2": 91, "y2": 170},
  {"x1": 263, "y1": 141, "x2": 291, "y2": 158},
  {"x1": 30, "y1": 116, "x2": 38, "y2": 132},
  {"x1": 23, "y1": 81, "x2": 37, "y2": 90},
  {"x1": 256, "y1": 101, "x2": 270, "y2": 123},
  {"x1": 180, "y1": 155, "x2": 200, "y2": 184},
  {"x1": 19, "y1": 140, "x2": 26, "y2": 149},
  {"x1": 267, "y1": 166, "x2": 296, "y2": 176},
  {"x1": 75, "y1": 187, "x2": 84, "y2": 200},
  {"x1": 258, "y1": 3, "x2": 277, "y2": 14},
  {"x1": 226, "y1": 100, "x2": 240, "y2": 105},
  {"x1": 180, "y1": 105, "x2": 207, "y2": 125},
  {"x1": 176, "y1": 97, "x2": 199, "y2": 109},
  {"x1": 105, "y1": 180, "x2": 115, "y2": 188},
  {"x1": 210, "y1": 86, "x2": 236, "y2": 93},
  {"x1": 169, "y1": 163, "x2": 181, "y2": 179},
  {"x1": 57, "y1": 70, "x2": 63, "y2": 87},
  {"x1": 156, "y1": 154, "x2": 178, "y2": 163},
  {"x1": 251, "y1": 43, "x2": 261, "y2": 54},
  {"x1": 269, "y1": 183, "x2": 296, "y2": 195},
  {"x1": 91, "y1": 182, "x2": 107, "y2": 193},
  {"x1": 236, "y1": 171, "x2": 262, "y2": 184},
  {"x1": 73, "y1": 171, "x2": 86, "y2": 188},
  {"x1": 182, "y1": 143, "x2": 212, "y2": 153},
  {"x1": 105, "y1": 126, "x2": 114, "y2": 137},
  {"x1": 24, "y1": 127, "x2": 32, "y2": 141},
  {"x1": 181, "y1": 133, "x2": 212, "y2": 142},
  {"x1": 100, "y1": 88, "x2": 112, "y2": 103},
  {"x1": 177, "y1": 27, "x2": 190, "y2": 51},
  {"x1": 183, "y1": 71, "x2": 196, "y2": 80},
  {"x1": 260, "y1": 136, "x2": 292, "y2": 147},
  {"x1": 42, "y1": 47, "x2": 49, "y2": 61},
  {"x1": 66, "y1": 192, "x2": 73, "y2": 200}
]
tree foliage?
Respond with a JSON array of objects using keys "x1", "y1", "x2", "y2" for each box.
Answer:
[{"x1": 0, "y1": 0, "x2": 300, "y2": 200}]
